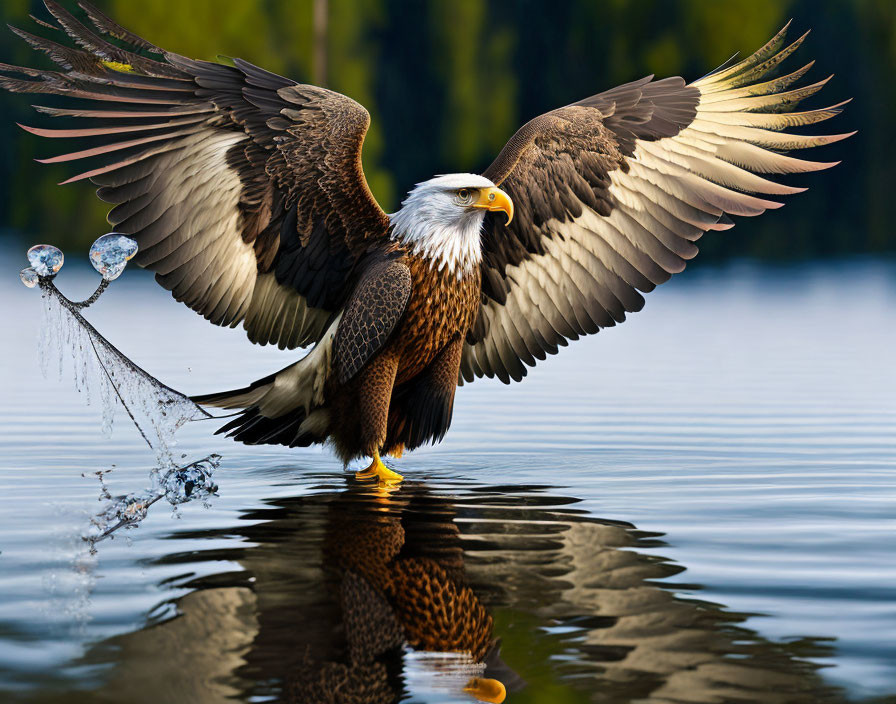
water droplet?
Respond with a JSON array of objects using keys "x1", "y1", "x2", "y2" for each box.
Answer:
[
  {"x1": 164, "y1": 463, "x2": 218, "y2": 505},
  {"x1": 20, "y1": 267, "x2": 39, "y2": 288},
  {"x1": 88, "y1": 233, "x2": 138, "y2": 281},
  {"x1": 27, "y1": 244, "x2": 64, "y2": 277},
  {"x1": 117, "y1": 496, "x2": 149, "y2": 523}
]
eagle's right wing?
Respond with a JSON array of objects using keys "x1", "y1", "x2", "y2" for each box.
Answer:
[
  {"x1": 462, "y1": 24, "x2": 852, "y2": 384},
  {"x1": 2, "y1": 1, "x2": 390, "y2": 350}
]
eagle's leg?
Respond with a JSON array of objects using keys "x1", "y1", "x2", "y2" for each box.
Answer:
[
  {"x1": 353, "y1": 351, "x2": 403, "y2": 485},
  {"x1": 355, "y1": 451, "x2": 403, "y2": 484}
]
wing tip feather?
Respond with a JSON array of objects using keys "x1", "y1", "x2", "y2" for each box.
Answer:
[{"x1": 825, "y1": 130, "x2": 857, "y2": 144}]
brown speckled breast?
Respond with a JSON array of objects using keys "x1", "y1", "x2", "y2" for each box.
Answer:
[{"x1": 393, "y1": 256, "x2": 480, "y2": 384}]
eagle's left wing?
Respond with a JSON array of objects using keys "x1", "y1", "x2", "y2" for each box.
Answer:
[
  {"x1": 461, "y1": 24, "x2": 852, "y2": 384},
  {"x1": 1, "y1": 1, "x2": 391, "y2": 352}
]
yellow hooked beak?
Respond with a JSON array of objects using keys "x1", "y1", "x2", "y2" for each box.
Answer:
[{"x1": 472, "y1": 187, "x2": 514, "y2": 225}]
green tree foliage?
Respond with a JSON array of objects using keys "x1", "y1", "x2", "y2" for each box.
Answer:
[{"x1": 0, "y1": 0, "x2": 891, "y2": 262}]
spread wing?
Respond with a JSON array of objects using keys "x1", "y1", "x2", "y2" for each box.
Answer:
[
  {"x1": 462, "y1": 24, "x2": 853, "y2": 384},
  {"x1": 1, "y1": 1, "x2": 390, "y2": 350}
]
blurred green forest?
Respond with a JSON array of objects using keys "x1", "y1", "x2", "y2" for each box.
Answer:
[{"x1": 0, "y1": 0, "x2": 892, "y2": 262}]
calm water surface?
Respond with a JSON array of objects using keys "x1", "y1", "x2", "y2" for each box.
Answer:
[{"x1": 1, "y1": 242, "x2": 895, "y2": 703}]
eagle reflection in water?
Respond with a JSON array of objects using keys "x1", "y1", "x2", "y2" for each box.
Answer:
[{"x1": 78, "y1": 481, "x2": 842, "y2": 704}]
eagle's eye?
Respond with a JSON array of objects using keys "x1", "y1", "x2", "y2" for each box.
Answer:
[{"x1": 455, "y1": 188, "x2": 475, "y2": 205}]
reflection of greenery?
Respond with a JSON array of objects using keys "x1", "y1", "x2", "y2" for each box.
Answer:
[
  {"x1": 0, "y1": 0, "x2": 892, "y2": 260},
  {"x1": 490, "y1": 608, "x2": 588, "y2": 704}
]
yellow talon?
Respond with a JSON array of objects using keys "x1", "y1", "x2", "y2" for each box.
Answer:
[
  {"x1": 354, "y1": 451, "x2": 403, "y2": 485},
  {"x1": 464, "y1": 677, "x2": 506, "y2": 703}
]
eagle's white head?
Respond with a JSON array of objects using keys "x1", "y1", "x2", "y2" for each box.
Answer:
[{"x1": 389, "y1": 173, "x2": 513, "y2": 277}]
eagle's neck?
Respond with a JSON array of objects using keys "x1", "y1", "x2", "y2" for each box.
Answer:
[{"x1": 389, "y1": 207, "x2": 483, "y2": 278}]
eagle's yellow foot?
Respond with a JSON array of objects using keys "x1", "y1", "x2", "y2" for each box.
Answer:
[
  {"x1": 464, "y1": 677, "x2": 506, "y2": 703},
  {"x1": 354, "y1": 452, "x2": 403, "y2": 485}
]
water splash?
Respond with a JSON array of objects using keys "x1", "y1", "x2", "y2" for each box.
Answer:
[
  {"x1": 27, "y1": 244, "x2": 64, "y2": 276},
  {"x1": 89, "y1": 234, "x2": 138, "y2": 281},
  {"x1": 20, "y1": 267, "x2": 39, "y2": 287},
  {"x1": 83, "y1": 454, "x2": 221, "y2": 550},
  {"x1": 20, "y1": 243, "x2": 226, "y2": 588},
  {"x1": 38, "y1": 281, "x2": 210, "y2": 466},
  {"x1": 164, "y1": 458, "x2": 220, "y2": 504}
]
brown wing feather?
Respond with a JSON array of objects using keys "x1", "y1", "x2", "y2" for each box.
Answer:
[
  {"x1": 1, "y1": 1, "x2": 390, "y2": 350},
  {"x1": 463, "y1": 24, "x2": 852, "y2": 384},
  {"x1": 334, "y1": 258, "x2": 413, "y2": 385}
]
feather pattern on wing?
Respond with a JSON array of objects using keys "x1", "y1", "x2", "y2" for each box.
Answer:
[
  {"x1": 334, "y1": 257, "x2": 412, "y2": 384},
  {"x1": 1, "y1": 1, "x2": 390, "y2": 350},
  {"x1": 462, "y1": 23, "x2": 852, "y2": 384}
]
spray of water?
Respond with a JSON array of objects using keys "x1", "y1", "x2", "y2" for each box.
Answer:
[
  {"x1": 38, "y1": 280, "x2": 210, "y2": 466},
  {"x1": 23, "y1": 232, "x2": 227, "y2": 549}
]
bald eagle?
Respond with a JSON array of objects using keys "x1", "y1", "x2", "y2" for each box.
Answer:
[{"x1": 3, "y1": 3, "x2": 851, "y2": 483}]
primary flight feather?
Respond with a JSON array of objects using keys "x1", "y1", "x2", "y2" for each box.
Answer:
[{"x1": 1, "y1": 3, "x2": 852, "y2": 483}]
